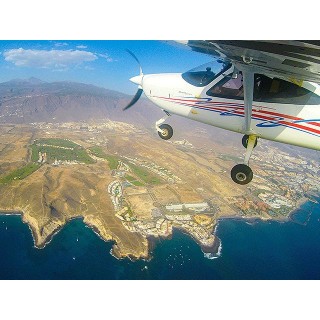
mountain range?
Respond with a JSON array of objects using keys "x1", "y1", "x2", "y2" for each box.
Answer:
[{"x1": 0, "y1": 77, "x2": 163, "y2": 125}]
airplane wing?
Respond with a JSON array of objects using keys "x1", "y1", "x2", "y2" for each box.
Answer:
[{"x1": 178, "y1": 40, "x2": 320, "y2": 85}]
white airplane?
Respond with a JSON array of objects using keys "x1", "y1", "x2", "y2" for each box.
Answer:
[{"x1": 123, "y1": 41, "x2": 320, "y2": 185}]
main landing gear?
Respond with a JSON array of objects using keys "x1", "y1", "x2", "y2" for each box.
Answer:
[
  {"x1": 156, "y1": 111, "x2": 173, "y2": 140},
  {"x1": 231, "y1": 67, "x2": 257, "y2": 185},
  {"x1": 231, "y1": 135, "x2": 257, "y2": 185}
]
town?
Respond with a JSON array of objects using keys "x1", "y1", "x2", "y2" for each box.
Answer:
[{"x1": 106, "y1": 155, "x2": 217, "y2": 249}]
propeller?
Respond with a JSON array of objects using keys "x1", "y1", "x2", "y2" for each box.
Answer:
[
  {"x1": 126, "y1": 49, "x2": 143, "y2": 76},
  {"x1": 123, "y1": 88, "x2": 143, "y2": 111},
  {"x1": 123, "y1": 50, "x2": 144, "y2": 111}
]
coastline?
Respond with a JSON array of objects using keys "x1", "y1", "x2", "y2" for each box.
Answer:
[
  {"x1": 1, "y1": 194, "x2": 318, "y2": 262},
  {"x1": 147, "y1": 228, "x2": 221, "y2": 260},
  {"x1": 216, "y1": 195, "x2": 312, "y2": 225},
  {"x1": 1, "y1": 198, "x2": 320, "y2": 280},
  {"x1": 0, "y1": 209, "x2": 40, "y2": 249},
  {"x1": 288, "y1": 195, "x2": 320, "y2": 225},
  {"x1": 0, "y1": 209, "x2": 149, "y2": 261},
  {"x1": 213, "y1": 194, "x2": 319, "y2": 231},
  {"x1": 83, "y1": 217, "x2": 150, "y2": 261},
  {"x1": 35, "y1": 216, "x2": 88, "y2": 250},
  {"x1": 0, "y1": 210, "x2": 81, "y2": 250},
  {"x1": 171, "y1": 226, "x2": 220, "y2": 256}
]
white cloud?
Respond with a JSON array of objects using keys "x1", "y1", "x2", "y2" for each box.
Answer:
[
  {"x1": 55, "y1": 42, "x2": 69, "y2": 47},
  {"x1": 76, "y1": 45, "x2": 87, "y2": 49},
  {"x1": 3, "y1": 48, "x2": 98, "y2": 69},
  {"x1": 98, "y1": 53, "x2": 115, "y2": 62}
]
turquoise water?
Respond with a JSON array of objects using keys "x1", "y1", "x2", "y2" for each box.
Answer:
[{"x1": 0, "y1": 199, "x2": 319, "y2": 279}]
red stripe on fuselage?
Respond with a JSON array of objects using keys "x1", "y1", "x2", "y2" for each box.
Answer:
[
  {"x1": 195, "y1": 104, "x2": 320, "y2": 135},
  {"x1": 157, "y1": 96, "x2": 319, "y2": 123},
  {"x1": 155, "y1": 96, "x2": 320, "y2": 135}
]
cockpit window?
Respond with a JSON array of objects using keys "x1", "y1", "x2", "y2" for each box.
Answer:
[
  {"x1": 207, "y1": 73, "x2": 244, "y2": 98},
  {"x1": 253, "y1": 74, "x2": 320, "y2": 105},
  {"x1": 182, "y1": 60, "x2": 231, "y2": 87},
  {"x1": 206, "y1": 72, "x2": 320, "y2": 105}
]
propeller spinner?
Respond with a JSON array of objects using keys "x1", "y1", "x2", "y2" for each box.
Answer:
[{"x1": 123, "y1": 50, "x2": 144, "y2": 111}]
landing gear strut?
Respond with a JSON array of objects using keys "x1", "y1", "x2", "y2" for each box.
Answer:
[
  {"x1": 242, "y1": 134, "x2": 257, "y2": 149},
  {"x1": 230, "y1": 67, "x2": 257, "y2": 185},
  {"x1": 156, "y1": 111, "x2": 173, "y2": 140},
  {"x1": 231, "y1": 135, "x2": 257, "y2": 185}
]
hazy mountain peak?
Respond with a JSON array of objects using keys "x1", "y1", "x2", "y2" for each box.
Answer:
[
  {"x1": 0, "y1": 78, "x2": 148, "y2": 124},
  {"x1": 2, "y1": 77, "x2": 46, "y2": 85},
  {"x1": 27, "y1": 77, "x2": 47, "y2": 84}
]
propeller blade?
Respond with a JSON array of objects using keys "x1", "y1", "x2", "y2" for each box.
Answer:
[
  {"x1": 126, "y1": 49, "x2": 143, "y2": 75},
  {"x1": 123, "y1": 88, "x2": 143, "y2": 111}
]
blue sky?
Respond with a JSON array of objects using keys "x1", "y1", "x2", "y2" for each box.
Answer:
[{"x1": 0, "y1": 40, "x2": 212, "y2": 94}]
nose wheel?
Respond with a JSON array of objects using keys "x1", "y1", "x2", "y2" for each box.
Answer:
[
  {"x1": 231, "y1": 135, "x2": 257, "y2": 185},
  {"x1": 158, "y1": 124, "x2": 173, "y2": 140},
  {"x1": 155, "y1": 111, "x2": 173, "y2": 140}
]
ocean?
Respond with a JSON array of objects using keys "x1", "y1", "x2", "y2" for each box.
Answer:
[{"x1": 0, "y1": 198, "x2": 319, "y2": 280}]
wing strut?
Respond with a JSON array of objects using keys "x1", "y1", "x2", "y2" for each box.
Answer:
[{"x1": 242, "y1": 69, "x2": 254, "y2": 134}]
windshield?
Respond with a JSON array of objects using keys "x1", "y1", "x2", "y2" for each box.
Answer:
[{"x1": 182, "y1": 60, "x2": 231, "y2": 87}]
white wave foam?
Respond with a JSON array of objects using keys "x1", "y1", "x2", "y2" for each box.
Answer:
[
  {"x1": 203, "y1": 240, "x2": 222, "y2": 260},
  {"x1": 213, "y1": 223, "x2": 219, "y2": 234}
]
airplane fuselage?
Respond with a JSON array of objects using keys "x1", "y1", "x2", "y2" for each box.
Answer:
[{"x1": 141, "y1": 73, "x2": 320, "y2": 151}]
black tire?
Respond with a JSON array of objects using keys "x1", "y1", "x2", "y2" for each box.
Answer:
[
  {"x1": 158, "y1": 124, "x2": 173, "y2": 140},
  {"x1": 242, "y1": 135, "x2": 257, "y2": 149},
  {"x1": 231, "y1": 164, "x2": 253, "y2": 185}
]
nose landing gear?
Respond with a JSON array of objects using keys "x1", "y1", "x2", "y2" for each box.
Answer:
[
  {"x1": 231, "y1": 135, "x2": 257, "y2": 185},
  {"x1": 158, "y1": 124, "x2": 173, "y2": 140},
  {"x1": 156, "y1": 111, "x2": 173, "y2": 140}
]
